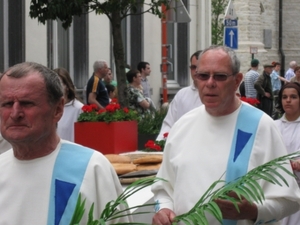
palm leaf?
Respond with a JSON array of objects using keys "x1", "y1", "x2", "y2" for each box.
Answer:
[
  {"x1": 173, "y1": 151, "x2": 300, "y2": 224},
  {"x1": 70, "y1": 152, "x2": 299, "y2": 225},
  {"x1": 69, "y1": 193, "x2": 86, "y2": 225},
  {"x1": 69, "y1": 177, "x2": 166, "y2": 225}
]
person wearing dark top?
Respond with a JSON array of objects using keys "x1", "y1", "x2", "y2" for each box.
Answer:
[
  {"x1": 254, "y1": 64, "x2": 274, "y2": 117},
  {"x1": 86, "y1": 60, "x2": 110, "y2": 109},
  {"x1": 239, "y1": 80, "x2": 246, "y2": 97}
]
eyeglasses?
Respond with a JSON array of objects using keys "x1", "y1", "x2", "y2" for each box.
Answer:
[
  {"x1": 195, "y1": 73, "x2": 233, "y2": 81},
  {"x1": 189, "y1": 65, "x2": 197, "y2": 70}
]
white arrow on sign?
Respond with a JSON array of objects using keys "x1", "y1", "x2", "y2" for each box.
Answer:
[{"x1": 229, "y1": 30, "x2": 234, "y2": 47}]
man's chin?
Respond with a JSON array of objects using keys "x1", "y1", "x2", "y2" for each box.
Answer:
[{"x1": 203, "y1": 101, "x2": 219, "y2": 109}]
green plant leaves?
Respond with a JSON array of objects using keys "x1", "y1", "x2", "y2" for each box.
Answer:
[
  {"x1": 174, "y1": 151, "x2": 300, "y2": 224},
  {"x1": 70, "y1": 151, "x2": 300, "y2": 225},
  {"x1": 69, "y1": 177, "x2": 167, "y2": 225},
  {"x1": 138, "y1": 109, "x2": 167, "y2": 135}
]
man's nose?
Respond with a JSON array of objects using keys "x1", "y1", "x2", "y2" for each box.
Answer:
[
  {"x1": 206, "y1": 75, "x2": 216, "y2": 87},
  {"x1": 10, "y1": 102, "x2": 24, "y2": 119}
]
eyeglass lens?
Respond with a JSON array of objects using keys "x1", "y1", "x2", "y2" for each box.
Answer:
[{"x1": 195, "y1": 73, "x2": 230, "y2": 81}]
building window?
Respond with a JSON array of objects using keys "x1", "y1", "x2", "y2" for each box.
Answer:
[
  {"x1": 167, "y1": 0, "x2": 189, "y2": 87},
  {"x1": 0, "y1": 0, "x2": 6, "y2": 72},
  {"x1": 73, "y1": 15, "x2": 89, "y2": 89},
  {"x1": 47, "y1": 20, "x2": 69, "y2": 70},
  {"x1": 120, "y1": 7, "x2": 143, "y2": 70},
  {"x1": 7, "y1": 0, "x2": 25, "y2": 68},
  {"x1": 47, "y1": 15, "x2": 88, "y2": 89}
]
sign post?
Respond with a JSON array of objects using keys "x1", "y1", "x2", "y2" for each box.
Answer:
[
  {"x1": 223, "y1": 0, "x2": 238, "y2": 49},
  {"x1": 250, "y1": 46, "x2": 258, "y2": 59}
]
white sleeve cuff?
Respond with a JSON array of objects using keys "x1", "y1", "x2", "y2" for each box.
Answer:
[{"x1": 255, "y1": 199, "x2": 300, "y2": 224}]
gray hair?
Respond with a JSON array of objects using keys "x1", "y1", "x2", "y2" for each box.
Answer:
[
  {"x1": 199, "y1": 45, "x2": 240, "y2": 75},
  {"x1": 0, "y1": 62, "x2": 63, "y2": 105},
  {"x1": 290, "y1": 61, "x2": 297, "y2": 68},
  {"x1": 93, "y1": 60, "x2": 107, "y2": 72}
]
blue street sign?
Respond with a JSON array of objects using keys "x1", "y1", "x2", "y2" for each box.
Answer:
[
  {"x1": 224, "y1": 19, "x2": 238, "y2": 26},
  {"x1": 224, "y1": 27, "x2": 238, "y2": 49}
]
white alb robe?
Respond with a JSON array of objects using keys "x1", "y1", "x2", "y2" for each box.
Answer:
[{"x1": 152, "y1": 102, "x2": 300, "y2": 225}]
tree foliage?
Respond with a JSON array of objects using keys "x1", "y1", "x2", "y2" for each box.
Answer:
[
  {"x1": 211, "y1": 0, "x2": 229, "y2": 45},
  {"x1": 29, "y1": 0, "x2": 171, "y2": 107}
]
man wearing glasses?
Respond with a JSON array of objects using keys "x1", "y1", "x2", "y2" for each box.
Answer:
[
  {"x1": 156, "y1": 50, "x2": 203, "y2": 140},
  {"x1": 152, "y1": 45, "x2": 300, "y2": 225}
]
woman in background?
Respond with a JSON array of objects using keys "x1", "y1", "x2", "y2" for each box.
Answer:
[
  {"x1": 275, "y1": 82, "x2": 300, "y2": 225},
  {"x1": 54, "y1": 68, "x2": 83, "y2": 142},
  {"x1": 125, "y1": 69, "x2": 155, "y2": 116}
]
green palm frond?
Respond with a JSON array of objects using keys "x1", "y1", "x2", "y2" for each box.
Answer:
[
  {"x1": 69, "y1": 193, "x2": 86, "y2": 225},
  {"x1": 173, "y1": 151, "x2": 300, "y2": 225},
  {"x1": 70, "y1": 152, "x2": 300, "y2": 225},
  {"x1": 70, "y1": 177, "x2": 167, "y2": 225}
]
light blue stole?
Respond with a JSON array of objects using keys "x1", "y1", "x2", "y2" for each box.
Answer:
[
  {"x1": 47, "y1": 143, "x2": 94, "y2": 225},
  {"x1": 223, "y1": 104, "x2": 263, "y2": 225}
]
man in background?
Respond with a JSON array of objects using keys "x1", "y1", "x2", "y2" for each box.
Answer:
[
  {"x1": 285, "y1": 60, "x2": 297, "y2": 81},
  {"x1": 244, "y1": 58, "x2": 260, "y2": 98},
  {"x1": 156, "y1": 50, "x2": 202, "y2": 140},
  {"x1": 86, "y1": 60, "x2": 110, "y2": 109},
  {"x1": 137, "y1": 61, "x2": 152, "y2": 98},
  {"x1": 254, "y1": 64, "x2": 274, "y2": 117}
]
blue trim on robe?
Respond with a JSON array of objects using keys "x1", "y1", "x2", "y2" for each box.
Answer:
[
  {"x1": 223, "y1": 104, "x2": 263, "y2": 225},
  {"x1": 47, "y1": 142, "x2": 94, "y2": 225}
]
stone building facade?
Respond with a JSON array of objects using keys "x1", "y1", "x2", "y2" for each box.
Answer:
[{"x1": 233, "y1": 0, "x2": 300, "y2": 75}]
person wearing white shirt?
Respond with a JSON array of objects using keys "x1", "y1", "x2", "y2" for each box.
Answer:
[
  {"x1": 275, "y1": 82, "x2": 300, "y2": 225},
  {"x1": 152, "y1": 46, "x2": 300, "y2": 225},
  {"x1": 54, "y1": 68, "x2": 83, "y2": 142},
  {"x1": 285, "y1": 61, "x2": 297, "y2": 81},
  {"x1": 137, "y1": 61, "x2": 152, "y2": 98},
  {"x1": 156, "y1": 51, "x2": 202, "y2": 140}
]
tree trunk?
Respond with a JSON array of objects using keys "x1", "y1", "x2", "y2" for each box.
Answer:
[{"x1": 111, "y1": 11, "x2": 128, "y2": 108}]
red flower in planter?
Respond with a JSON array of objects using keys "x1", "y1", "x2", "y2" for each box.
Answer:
[
  {"x1": 82, "y1": 104, "x2": 97, "y2": 113},
  {"x1": 240, "y1": 97, "x2": 260, "y2": 107},
  {"x1": 78, "y1": 99, "x2": 138, "y2": 123},
  {"x1": 123, "y1": 107, "x2": 129, "y2": 113},
  {"x1": 142, "y1": 132, "x2": 169, "y2": 152},
  {"x1": 106, "y1": 102, "x2": 121, "y2": 112},
  {"x1": 144, "y1": 140, "x2": 162, "y2": 151}
]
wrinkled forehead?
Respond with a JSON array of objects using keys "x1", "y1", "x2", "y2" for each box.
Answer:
[{"x1": 198, "y1": 51, "x2": 231, "y2": 69}]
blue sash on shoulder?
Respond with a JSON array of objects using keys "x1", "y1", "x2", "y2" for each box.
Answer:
[
  {"x1": 47, "y1": 142, "x2": 93, "y2": 225},
  {"x1": 223, "y1": 104, "x2": 263, "y2": 225}
]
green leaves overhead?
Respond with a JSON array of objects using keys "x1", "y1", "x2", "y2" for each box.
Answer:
[
  {"x1": 29, "y1": 0, "x2": 171, "y2": 108},
  {"x1": 29, "y1": 0, "x2": 170, "y2": 29},
  {"x1": 30, "y1": 0, "x2": 90, "y2": 29}
]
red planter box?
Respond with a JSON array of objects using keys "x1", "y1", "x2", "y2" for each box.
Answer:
[{"x1": 74, "y1": 121, "x2": 137, "y2": 154}]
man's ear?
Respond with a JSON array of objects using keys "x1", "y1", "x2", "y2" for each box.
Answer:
[
  {"x1": 235, "y1": 73, "x2": 244, "y2": 87},
  {"x1": 53, "y1": 97, "x2": 64, "y2": 123}
]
